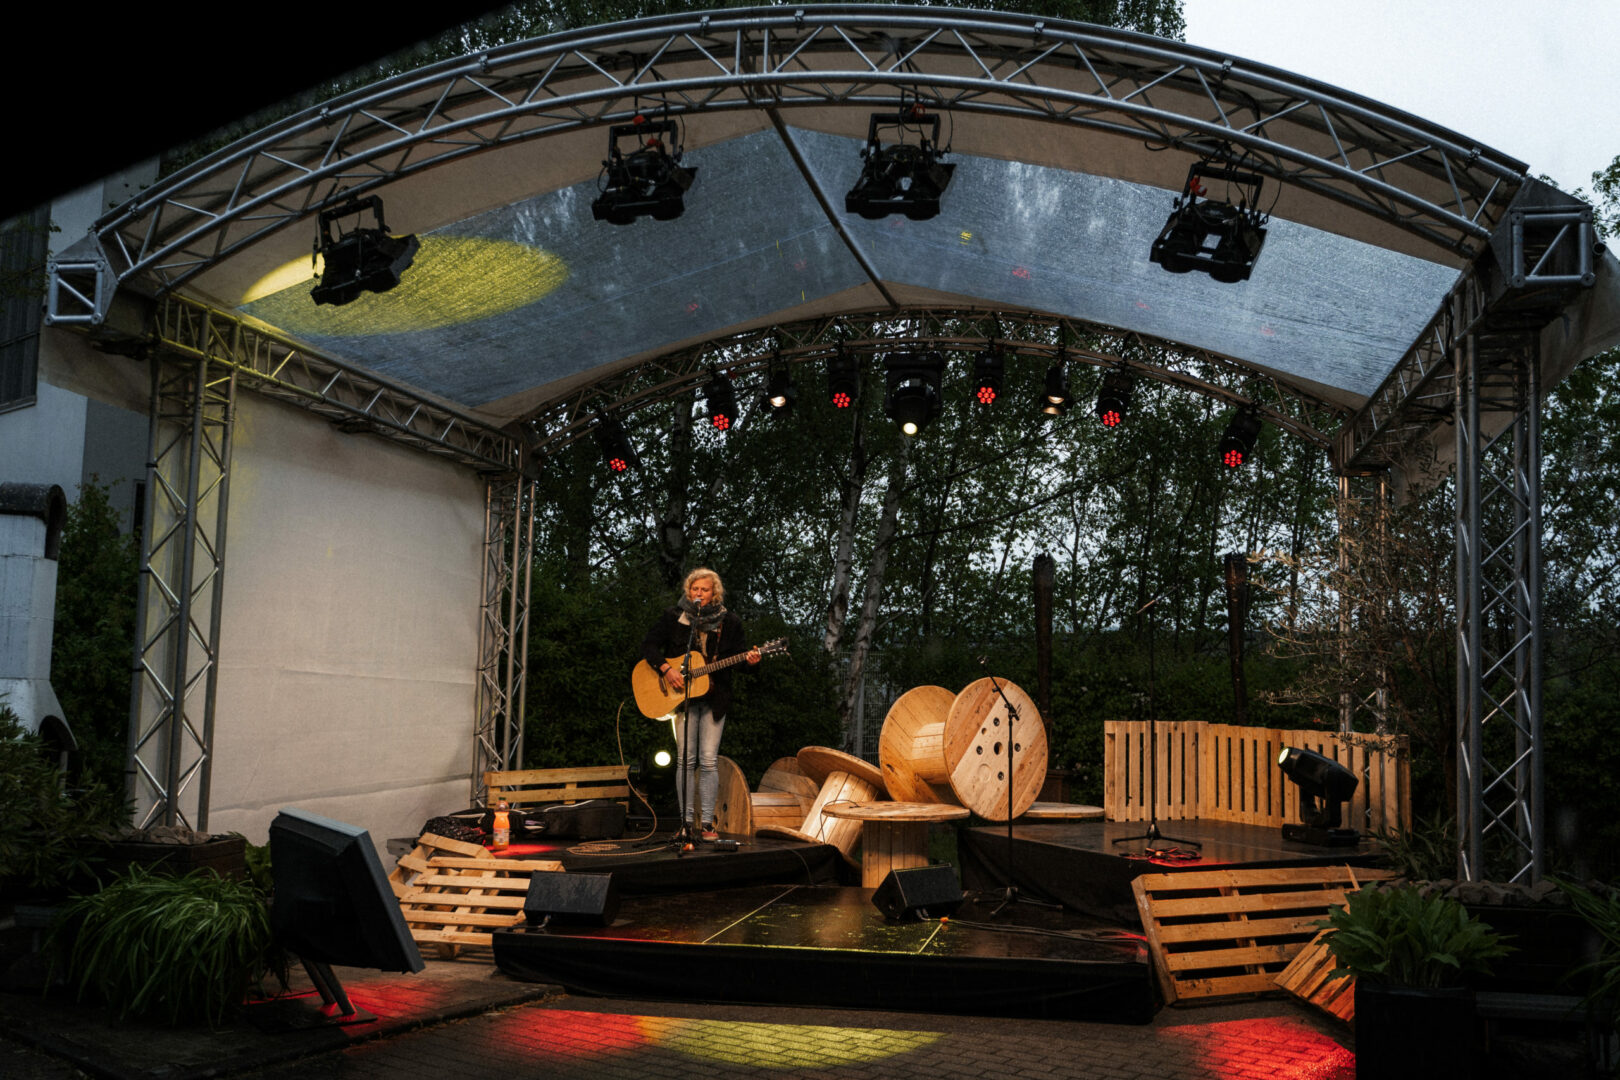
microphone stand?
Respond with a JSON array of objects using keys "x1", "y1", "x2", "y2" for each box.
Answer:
[
  {"x1": 671, "y1": 621, "x2": 699, "y2": 849},
  {"x1": 982, "y1": 665, "x2": 1060, "y2": 916},
  {"x1": 1112, "y1": 596, "x2": 1200, "y2": 854}
]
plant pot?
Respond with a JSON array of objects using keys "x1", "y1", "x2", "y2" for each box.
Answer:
[
  {"x1": 101, "y1": 835, "x2": 247, "y2": 881},
  {"x1": 1355, "y1": 981, "x2": 1478, "y2": 1079}
]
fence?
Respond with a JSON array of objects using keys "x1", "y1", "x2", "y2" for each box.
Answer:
[{"x1": 1103, "y1": 721, "x2": 1410, "y2": 834}]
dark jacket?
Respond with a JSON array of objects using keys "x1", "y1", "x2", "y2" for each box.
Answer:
[{"x1": 640, "y1": 606, "x2": 748, "y2": 718}]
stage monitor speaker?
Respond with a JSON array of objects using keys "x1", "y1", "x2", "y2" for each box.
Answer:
[
  {"x1": 872, "y1": 865, "x2": 963, "y2": 922},
  {"x1": 523, "y1": 871, "x2": 620, "y2": 927}
]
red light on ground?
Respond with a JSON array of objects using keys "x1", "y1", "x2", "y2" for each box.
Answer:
[
  {"x1": 1159, "y1": 1017, "x2": 1353, "y2": 1079},
  {"x1": 490, "y1": 1009, "x2": 652, "y2": 1060},
  {"x1": 976, "y1": 386, "x2": 996, "y2": 405},
  {"x1": 833, "y1": 391, "x2": 852, "y2": 408}
]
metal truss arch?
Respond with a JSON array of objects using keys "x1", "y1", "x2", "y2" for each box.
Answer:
[
  {"x1": 521, "y1": 307, "x2": 1349, "y2": 460},
  {"x1": 53, "y1": 6, "x2": 1530, "y2": 324}
]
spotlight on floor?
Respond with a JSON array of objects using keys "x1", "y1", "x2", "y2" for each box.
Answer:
[
  {"x1": 1041, "y1": 356, "x2": 1072, "y2": 417},
  {"x1": 591, "y1": 117, "x2": 695, "y2": 225},
  {"x1": 1277, "y1": 747, "x2": 1359, "y2": 846},
  {"x1": 845, "y1": 107, "x2": 955, "y2": 221},
  {"x1": 827, "y1": 347, "x2": 860, "y2": 410},
  {"x1": 704, "y1": 371, "x2": 738, "y2": 432},
  {"x1": 972, "y1": 347, "x2": 1004, "y2": 406},
  {"x1": 594, "y1": 413, "x2": 639, "y2": 475},
  {"x1": 1218, "y1": 408, "x2": 1263, "y2": 468},
  {"x1": 1095, "y1": 369, "x2": 1133, "y2": 428},
  {"x1": 1149, "y1": 162, "x2": 1269, "y2": 283},
  {"x1": 310, "y1": 195, "x2": 418, "y2": 306},
  {"x1": 884, "y1": 351, "x2": 944, "y2": 436}
]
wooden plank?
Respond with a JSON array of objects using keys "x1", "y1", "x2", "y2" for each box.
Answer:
[
  {"x1": 1144, "y1": 887, "x2": 1363, "y2": 919},
  {"x1": 399, "y1": 910, "x2": 526, "y2": 928},
  {"x1": 1176, "y1": 972, "x2": 1291, "y2": 1000},
  {"x1": 1164, "y1": 942, "x2": 1301, "y2": 971},
  {"x1": 1155, "y1": 915, "x2": 1327, "y2": 943},
  {"x1": 418, "y1": 857, "x2": 562, "y2": 873},
  {"x1": 1136, "y1": 865, "x2": 1388, "y2": 891},
  {"x1": 408, "y1": 872, "x2": 538, "y2": 890},
  {"x1": 399, "y1": 890, "x2": 529, "y2": 909},
  {"x1": 409, "y1": 929, "x2": 499, "y2": 947},
  {"x1": 417, "y1": 832, "x2": 488, "y2": 858}
]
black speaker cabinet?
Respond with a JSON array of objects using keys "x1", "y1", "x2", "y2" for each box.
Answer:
[
  {"x1": 523, "y1": 871, "x2": 620, "y2": 927},
  {"x1": 872, "y1": 865, "x2": 963, "y2": 922}
]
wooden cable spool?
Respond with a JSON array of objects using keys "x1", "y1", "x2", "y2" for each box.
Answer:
[
  {"x1": 944, "y1": 676, "x2": 1047, "y2": 821},
  {"x1": 713, "y1": 755, "x2": 753, "y2": 837},
  {"x1": 755, "y1": 746, "x2": 884, "y2": 866},
  {"x1": 749, "y1": 755, "x2": 819, "y2": 834},
  {"x1": 878, "y1": 685, "x2": 957, "y2": 803}
]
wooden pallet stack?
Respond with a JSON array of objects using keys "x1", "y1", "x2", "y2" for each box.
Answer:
[
  {"x1": 1131, "y1": 864, "x2": 1394, "y2": 1005},
  {"x1": 387, "y1": 832, "x2": 562, "y2": 958}
]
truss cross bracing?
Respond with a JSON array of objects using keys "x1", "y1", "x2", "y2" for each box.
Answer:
[
  {"x1": 473, "y1": 476, "x2": 536, "y2": 803},
  {"x1": 46, "y1": 7, "x2": 1526, "y2": 328},
  {"x1": 127, "y1": 355, "x2": 236, "y2": 830}
]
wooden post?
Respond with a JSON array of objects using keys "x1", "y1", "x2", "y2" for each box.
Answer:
[
  {"x1": 1224, "y1": 553, "x2": 1249, "y2": 725},
  {"x1": 1033, "y1": 552, "x2": 1054, "y2": 731}
]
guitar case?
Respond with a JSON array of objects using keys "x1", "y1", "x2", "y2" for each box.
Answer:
[{"x1": 538, "y1": 799, "x2": 627, "y2": 840}]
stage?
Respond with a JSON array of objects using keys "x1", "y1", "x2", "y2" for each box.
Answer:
[
  {"x1": 492, "y1": 882, "x2": 1156, "y2": 1024},
  {"x1": 959, "y1": 818, "x2": 1383, "y2": 924},
  {"x1": 472, "y1": 814, "x2": 1384, "y2": 1023}
]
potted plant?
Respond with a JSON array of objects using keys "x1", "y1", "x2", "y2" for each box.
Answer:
[
  {"x1": 53, "y1": 863, "x2": 280, "y2": 1026},
  {"x1": 1319, "y1": 883, "x2": 1513, "y2": 1079}
]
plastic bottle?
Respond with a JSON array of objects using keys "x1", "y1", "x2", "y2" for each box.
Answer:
[{"x1": 492, "y1": 801, "x2": 511, "y2": 850}]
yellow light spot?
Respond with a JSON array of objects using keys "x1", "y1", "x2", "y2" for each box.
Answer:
[
  {"x1": 643, "y1": 1017, "x2": 940, "y2": 1068},
  {"x1": 959, "y1": 231, "x2": 973, "y2": 243},
  {"x1": 241, "y1": 235, "x2": 569, "y2": 337}
]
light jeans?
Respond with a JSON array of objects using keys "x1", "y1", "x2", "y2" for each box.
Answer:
[{"x1": 674, "y1": 701, "x2": 726, "y2": 827}]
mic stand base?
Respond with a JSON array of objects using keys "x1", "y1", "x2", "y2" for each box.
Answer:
[
  {"x1": 1110, "y1": 819, "x2": 1202, "y2": 851},
  {"x1": 988, "y1": 885, "x2": 1062, "y2": 918}
]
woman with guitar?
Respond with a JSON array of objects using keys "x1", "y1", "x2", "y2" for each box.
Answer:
[{"x1": 641, "y1": 568, "x2": 760, "y2": 842}]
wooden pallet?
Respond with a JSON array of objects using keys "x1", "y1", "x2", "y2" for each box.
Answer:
[
  {"x1": 1131, "y1": 864, "x2": 1394, "y2": 1004},
  {"x1": 388, "y1": 832, "x2": 563, "y2": 958},
  {"x1": 1275, "y1": 929, "x2": 1359, "y2": 1021}
]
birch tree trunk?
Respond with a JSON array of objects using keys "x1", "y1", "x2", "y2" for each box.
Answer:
[
  {"x1": 822, "y1": 406, "x2": 867, "y2": 654},
  {"x1": 838, "y1": 439, "x2": 908, "y2": 739}
]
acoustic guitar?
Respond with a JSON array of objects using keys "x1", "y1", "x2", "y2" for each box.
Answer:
[{"x1": 631, "y1": 637, "x2": 789, "y2": 718}]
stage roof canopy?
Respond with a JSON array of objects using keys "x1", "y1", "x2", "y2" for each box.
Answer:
[{"x1": 56, "y1": 6, "x2": 1618, "y2": 469}]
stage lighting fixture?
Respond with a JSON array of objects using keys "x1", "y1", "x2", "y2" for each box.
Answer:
[
  {"x1": 883, "y1": 351, "x2": 944, "y2": 436},
  {"x1": 972, "y1": 347, "x2": 1004, "y2": 405},
  {"x1": 1218, "y1": 408, "x2": 1263, "y2": 468},
  {"x1": 827, "y1": 347, "x2": 860, "y2": 409},
  {"x1": 1095, "y1": 369, "x2": 1133, "y2": 428},
  {"x1": 593, "y1": 413, "x2": 639, "y2": 474},
  {"x1": 591, "y1": 116, "x2": 696, "y2": 225},
  {"x1": 1277, "y1": 746, "x2": 1360, "y2": 846},
  {"x1": 844, "y1": 108, "x2": 956, "y2": 221},
  {"x1": 766, "y1": 366, "x2": 797, "y2": 414},
  {"x1": 1041, "y1": 359, "x2": 1072, "y2": 416},
  {"x1": 309, "y1": 195, "x2": 419, "y2": 307},
  {"x1": 1149, "y1": 162, "x2": 1269, "y2": 284},
  {"x1": 703, "y1": 372, "x2": 738, "y2": 432}
]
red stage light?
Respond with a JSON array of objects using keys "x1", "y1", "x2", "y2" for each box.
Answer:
[
  {"x1": 609, "y1": 456, "x2": 629, "y2": 472},
  {"x1": 712, "y1": 414, "x2": 730, "y2": 431},
  {"x1": 1100, "y1": 408, "x2": 1121, "y2": 427},
  {"x1": 1223, "y1": 447, "x2": 1245, "y2": 468},
  {"x1": 833, "y1": 391, "x2": 852, "y2": 408},
  {"x1": 976, "y1": 385, "x2": 996, "y2": 405}
]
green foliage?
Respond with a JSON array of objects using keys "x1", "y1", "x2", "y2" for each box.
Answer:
[
  {"x1": 0, "y1": 705, "x2": 128, "y2": 894},
  {"x1": 1372, "y1": 810, "x2": 1458, "y2": 882},
  {"x1": 55, "y1": 866, "x2": 274, "y2": 1026},
  {"x1": 1318, "y1": 884, "x2": 1513, "y2": 989},
  {"x1": 51, "y1": 481, "x2": 140, "y2": 793},
  {"x1": 1548, "y1": 877, "x2": 1620, "y2": 1021}
]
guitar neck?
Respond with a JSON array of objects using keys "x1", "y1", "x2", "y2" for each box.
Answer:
[{"x1": 690, "y1": 651, "x2": 754, "y2": 678}]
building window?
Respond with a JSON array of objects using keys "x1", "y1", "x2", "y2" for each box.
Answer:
[{"x1": 1, "y1": 206, "x2": 50, "y2": 412}]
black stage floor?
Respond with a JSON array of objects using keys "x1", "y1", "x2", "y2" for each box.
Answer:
[
  {"x1": 959, "y1": 818, "x2": 1383, "y2": 924},
  {"x1": 493, "y1": 883, "x2": 1156, "y2": 1023}
]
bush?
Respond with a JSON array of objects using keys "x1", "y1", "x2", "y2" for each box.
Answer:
[
  {"x1": 56, "y1": 865, "x2": 275, "y2": 1026},
  {"x1": 0, "y1": 704, "x2": 128, "y2": 897}
]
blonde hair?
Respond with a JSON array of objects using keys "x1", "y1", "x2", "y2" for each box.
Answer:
[{"x1": 682, "y1": 567, "x2": 724, "y2": 603}]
